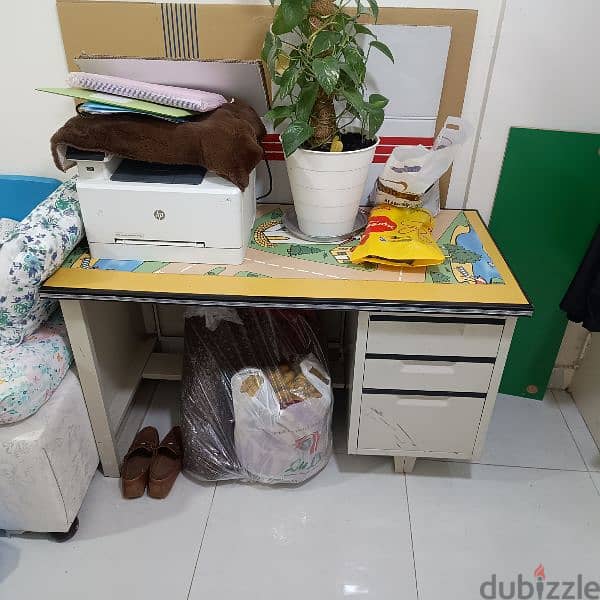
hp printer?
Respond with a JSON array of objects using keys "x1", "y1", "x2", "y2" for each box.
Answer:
[{"x1": 70, "y1": 148, "x2": 256, "y2": 265}]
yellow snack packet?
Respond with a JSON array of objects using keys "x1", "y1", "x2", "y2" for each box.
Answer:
[{"x1": 350, "y1": 204, "x2": 445, "y2": 268}]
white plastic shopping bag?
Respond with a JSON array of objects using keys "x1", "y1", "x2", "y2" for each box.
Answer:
[
  {"x1": 371, "y1": 117, "x2": 470, "y2": 213},
  {"x1": 231, "y1": 355, "x2": 333, "y2": 484}
]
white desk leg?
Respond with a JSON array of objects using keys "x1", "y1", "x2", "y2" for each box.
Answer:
[
  {"x1": 394, "y1": 456, "x2": 417, "y2": 473},
  {"x1": 60, "y1": 299, "x2": 156, "y2": 477}
]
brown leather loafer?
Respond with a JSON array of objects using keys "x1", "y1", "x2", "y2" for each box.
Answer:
[
  {"x1": 121, "y1": 426, "x2": 159, "y2": 499},
  {"x1": 148, "y1": 426, "x2": 183, "y2": 499}
]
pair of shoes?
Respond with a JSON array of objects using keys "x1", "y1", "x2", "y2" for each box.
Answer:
[{"x1": 121, "y1": 426, "x2": 183, "y2": 499}]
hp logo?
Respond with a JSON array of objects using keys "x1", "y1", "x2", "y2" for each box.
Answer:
[{"x1": 154, "y1": 209, "x2": 166, "y2": 221}]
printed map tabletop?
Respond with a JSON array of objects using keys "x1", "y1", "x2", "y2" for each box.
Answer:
[{"x1": 42, "y1": 206, "x2": 531, "y2": 314}]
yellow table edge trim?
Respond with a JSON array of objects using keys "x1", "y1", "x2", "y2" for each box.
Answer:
[{"x1": 43, "y1": 211, "x2": 530, "y2": 308}]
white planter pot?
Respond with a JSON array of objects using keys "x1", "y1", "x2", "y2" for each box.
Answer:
[{"x1": 284, "y1": 137, "x2": 378, "y2": 237}]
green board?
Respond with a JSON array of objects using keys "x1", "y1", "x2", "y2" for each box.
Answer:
[{"x1": 490, "y1": 128, "x2": 600, "y2": 399}]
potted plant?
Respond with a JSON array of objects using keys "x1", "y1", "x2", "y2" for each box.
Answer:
[{"x1": 261, "y1": 0, "x2": 394, "y2": 237}]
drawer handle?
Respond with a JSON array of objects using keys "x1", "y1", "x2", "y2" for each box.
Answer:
[
  {"x1": 399, "y1": 361, "x2": 455, "y2": 374},
  {"x1": 395, "y1": 398, "x2": 449, "y2": 408}
]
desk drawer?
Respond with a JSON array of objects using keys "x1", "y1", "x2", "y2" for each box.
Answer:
[
  {"x1": 367, "y1": 316, "x2": 503, "y2": 358},
  {"x1": 363, "y1": 357, "x2": 494, "y2": 393},
  {"x1": 358, "y1": 393, "x2": 485, "y2": 454}
]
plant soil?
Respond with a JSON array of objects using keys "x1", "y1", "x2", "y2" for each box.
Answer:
[{"x1": 306, "y1": 132, "x2": 376, "y2": 153}]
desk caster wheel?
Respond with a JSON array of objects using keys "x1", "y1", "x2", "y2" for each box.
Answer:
[{"x1": 50, "y1": 517, "x2": 79, "y2": 542}]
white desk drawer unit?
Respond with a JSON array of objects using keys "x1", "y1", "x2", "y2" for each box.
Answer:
[{"x1": 348, "y1": 313, "x2": 517, "y2": 472}]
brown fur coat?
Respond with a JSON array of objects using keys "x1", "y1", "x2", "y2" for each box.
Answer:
[{"x1": 51, "y1": 100, "x2": 265, "y2": 190}]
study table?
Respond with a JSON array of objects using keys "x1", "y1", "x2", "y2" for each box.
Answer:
[{"x1": 41, "y1": 205, "x2": 532, "y2": 477}]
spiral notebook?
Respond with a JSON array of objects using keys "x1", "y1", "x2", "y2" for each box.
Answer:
[{"x1": 67, "y1": 72, "x2": 227, "y2": 114}]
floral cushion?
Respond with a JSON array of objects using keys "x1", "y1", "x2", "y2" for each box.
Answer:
[
  {"x1": 0, "y1": 178, "x2": 83, "y2": 347},
  {"x1": 0, "y1": 310, "x2": 73, "y2": 424}
]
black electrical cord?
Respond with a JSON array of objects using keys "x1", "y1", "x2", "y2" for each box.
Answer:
[{"x1": 256, "y1": 154, "x2": 273, "y2": 201}]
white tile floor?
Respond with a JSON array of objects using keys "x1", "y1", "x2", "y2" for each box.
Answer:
[{"x1": 2, "y1": 385, "x2": 600, "y2": 600}]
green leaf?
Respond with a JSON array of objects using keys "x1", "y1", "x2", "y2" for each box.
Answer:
[
  {"x1": 282, "y1": 121, "x2": 313, "y2": 156},
  {"x1": 332, "y1": 12, "x2": 353, "y2": 30},
  {"x1": 272, "y1": 0, "x2": 312, "y2": 35},
  {"x1": 311, "y1": 31, "x2": 339, "y2": 56},
  {"x1": 367, "y1": 107, "x2": 385, "y2": 138},
  {"x1": 366, "y1": 0, "x2": 379, "y2": 21},
  {"x1": 261, "y1": 30, "x2": 281, "y2": 77},
  {"x1": 339, "y1": 88, "x2": 367, "y2": 118},
  {"x1": 296, "y1": 82, "x2": 319, "y2": 121},
  {"x1": 264, "y1": 104, "x2": 294, "y2": 125},
  {"x1": 340, "y1": 63, "x2": 361, "y2": 87},
  {"x1": 368, "y1": 93, "x2": 389, "y2": 109},
  {"x1": 261, "y1": 31, "x2": 275, "y2": 64},
  {"x1": 343, "y1": 46, "x2": 366, "y2": 82},
  {"x1": 354, "y1": 23, "x2": 375, "y2": 36},
  {"x1": 275, "y1": 62, "x2": 300, "y2": 99},
  {"x1": 370, "y1": 40, "x2": 394, "y2": 63},
  {"x1": 312, "y1": 56, "x2": 340, "y2": 95}
]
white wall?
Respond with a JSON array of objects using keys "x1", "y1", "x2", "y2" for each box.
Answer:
[
  {"x1": 0, "y1": 1, "x2": 72, "y2": 179},
  {"x1": 466, "y1": 0, "x2": 600, "y2": 386},
  {"x1": 466, "y1": 0, "x2": 600, "y2": 222}
]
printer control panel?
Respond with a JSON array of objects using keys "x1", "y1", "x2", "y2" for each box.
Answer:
[{"x1": 110, "y1": 160, "x2": 207, "y2": 185}]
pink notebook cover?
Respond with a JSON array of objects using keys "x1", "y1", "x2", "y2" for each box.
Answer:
[{"x1": 67, "y1": 72, "x2": 227, "y2": 113}]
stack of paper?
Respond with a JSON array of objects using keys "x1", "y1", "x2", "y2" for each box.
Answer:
[
  {"x1": 37, "y1": 87, "x2": 194, "y2": 121},
  {"x1": 76, "y1": 101, "x2": 188, "y2": 123}
]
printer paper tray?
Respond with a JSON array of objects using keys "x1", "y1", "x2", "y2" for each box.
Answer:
[
  {"x1": 89, "y1": 241, "x2": 246, "y2": 265},
  {"x1": 115, "y1": 238, "x2": 206, "y2": 248}
]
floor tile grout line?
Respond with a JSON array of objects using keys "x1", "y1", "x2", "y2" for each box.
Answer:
[
  {"x1": 551, "y1": 388, "x2": 593, "y2": 474},
  {"x1": 186, "y1": 483, "x2": 217, "y2": 600},
  {"x1": 425, "y1": 457, "x2": 589, "y2": 473},
  {"x1": 557, "y1": 385, "x2": 600, "y2": 496},
  {"x1": 404, "y1": 474, "x2": 420, "y2": 600},
  {"x1": 471, "y1": 462, "x2": 588, "y2": 473}
]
